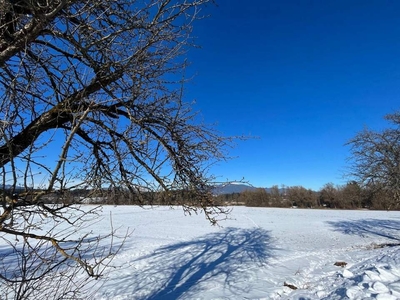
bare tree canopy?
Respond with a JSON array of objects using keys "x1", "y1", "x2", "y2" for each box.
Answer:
[
  {"x1": 0, "y1": 0, "x2": 231, "y2": 208},
  {"x1": 0, "y1": 0, "x2": 232, "y2": 297},
  {"x1": 347, "y1": 111, "x2": 400, "y2": 208}
]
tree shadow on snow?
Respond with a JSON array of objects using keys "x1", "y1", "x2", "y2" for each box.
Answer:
[
  {"x1": 0, "y1": 234, "x2": 124, "y2": 282},
  {"x1": 327, "y1": 218, "x2": 400, "y2": 242},
  {"x1": 119, "y1": 227, "x2": 274, "y2": 300}
]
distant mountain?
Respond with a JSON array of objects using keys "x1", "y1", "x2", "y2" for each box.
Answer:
[
  {"x1": 212, "y1": 183, "x2": 257, "y2": 195},
  {"x1": 0, "y1": 184, "x2": 24, "y2": 191},
  {"x1": 212, "y1": 183, "x2": 287, "y2": 195}
]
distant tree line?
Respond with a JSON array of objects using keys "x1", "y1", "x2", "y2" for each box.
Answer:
[
  {"x1": 214, "y1": 182, "x2": 398, "y2": 210},
  {"x1": 5, "y1": 181, "x2": 387, "y2": 210},
  {"x1": 2, "y1": 180, "x2": 396, "y2": 210},
  {"x1": 1, "y1": 187, "x2": 215, "y2": 207}
]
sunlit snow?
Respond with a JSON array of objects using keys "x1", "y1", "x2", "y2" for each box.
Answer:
[
  {"x1": 88, "y1": 206, "x2": 400, "y2": 299},
  {"x1": 4, "y1": 206, "x2": 400, "y2": 299}
]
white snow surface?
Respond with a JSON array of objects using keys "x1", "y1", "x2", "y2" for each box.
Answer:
[
  {"x1": 86, "y1": 206, "x2": 400, "y2": 300},
  {"x1": 6, "y1": 206, "x2": 400, "y2": 299}
]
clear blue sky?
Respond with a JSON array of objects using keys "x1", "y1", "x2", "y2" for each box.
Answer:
[{"x1": 185, "y1": 0, "x2": 400, "y2": 190}]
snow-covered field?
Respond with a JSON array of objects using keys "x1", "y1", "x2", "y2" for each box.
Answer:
[
  {"x1": 3, "y1": 206, "x2": 400, "y2": 299},
  {"x1": 82, "y1": 206, "x2": 400, "y2": 300}
]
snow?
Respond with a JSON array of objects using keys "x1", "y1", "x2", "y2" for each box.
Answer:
[
  {"x1": 4, "y1": 206, "x2": 400, "y2": 299},
  {"x1": 87, "y1": 206, "x2": 400, "y2": 300}
]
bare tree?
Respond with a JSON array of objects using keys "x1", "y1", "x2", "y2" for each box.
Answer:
[
  {"x1": 269, "y1": 185, "x2": 286, "y2": 207},
  {"x1": 240, "y1": 188, "x2": 270, "y2": 207},
  {"x1": 336, "y1": 181, "x2": 363, "y2": 209},
  {"x1": 0, "y1": 0, "x2": 231, "y2": 298},
  {"x1": 286, "y1": 186, "x2": 317, "y2": 208},
  {"x1": 319, "y1": 183, "x2": 339, "y2": 208},
  {"x1": 347, "y1": 111, "x2": 400, "y2": 209}
]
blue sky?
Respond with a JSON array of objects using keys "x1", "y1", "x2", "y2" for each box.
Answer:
[{"x1": 184, "y1": 0, "x2": 400, "y2": 190}]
